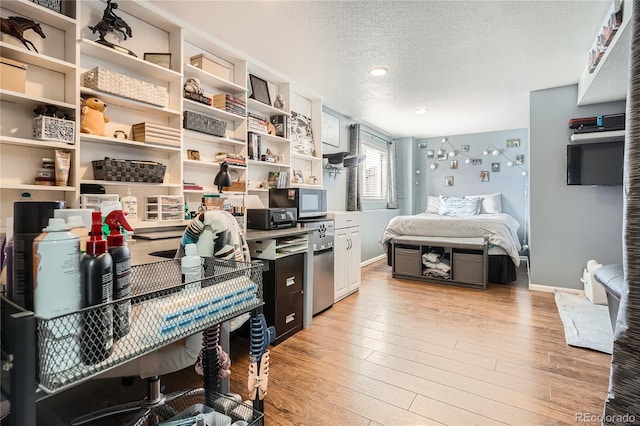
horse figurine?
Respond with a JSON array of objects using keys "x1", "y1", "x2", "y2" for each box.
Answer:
[
  {"x1": 0, "y1": 16, "x2": 46, "y2": 53},
  {"x1": 88, "y1": 0, "x2": 132, "y2": 43}
]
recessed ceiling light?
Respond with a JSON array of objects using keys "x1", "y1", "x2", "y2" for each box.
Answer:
[
  {"x1": 415, "y1": 108, "x2": 429, "y2": 114},
  {"x1": 369, "y1": 67, "x2": 388, "y2": 76}
]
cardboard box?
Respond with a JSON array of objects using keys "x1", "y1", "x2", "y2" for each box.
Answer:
[
  {"x1": 33, "y1": 116, "x2": 75, "y2": 144},
  {"x1": 1, "y1": 57, "x2": 27, "y2": 93},
  {"x1": 190, "y1": 54, "x2": 231, "y2": 81}
]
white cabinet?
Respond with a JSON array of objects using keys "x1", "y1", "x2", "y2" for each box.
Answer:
[{"x1": 330, "y1": 211, "x2": 361, "y2": 302}]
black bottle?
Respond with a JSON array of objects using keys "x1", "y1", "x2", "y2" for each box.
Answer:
[{"x1": 80, "y1": 211, "x2": 114, "y2": 364}]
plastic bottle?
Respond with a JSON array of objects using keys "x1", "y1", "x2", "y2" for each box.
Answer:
[
  {"x1": 33, "y1": 218, "x2": 82, "y2": 373},
  {"x1": 66, "y1": 215, "x2": 89, "y2": 254},
  {"x1": 105, "y1": 210, "x2": 135, "y2": 340},
  {"x1": 80, "y1": 211, "x2": 114, "y2": 364},
  {"x1": 182, "y1": 243, "x2": 203, "y2": 291},
  {"x1": 120, "y1": 188, "x2": 138, "y2": 221},
  {"x1": 100, "y1": 200, "x2": 122, "y2": 238}
]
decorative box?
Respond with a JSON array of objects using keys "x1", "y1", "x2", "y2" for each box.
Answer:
[
  {"x1": 82, "y1": 67, "x2": 167, "y2": 107},
  {"x1": 92, "y1": 158, "x2": 166, "y2": 183},
  {"x1": 145, "y1": 195, "x2": 184, "y2": 221},
  {"x1": 0, "y1": 57, "x2": 27, "y2": 93},
  {"x1": 30, "y1": 0, "x2": 61, "y2": 13},
  {"x1": 223, "y1": 181, "x2": 246, "y2": 193},
  {"x1": 190, "y1": 54, "x2": 232, "y2": 81},
  {"x1": 33, "y1": 116, "x2": 75, "y2": 144},
  {"x1": 183, "y1": 111, "x2": 227, "y2": 137},
  {"x1": 131, "y1": 122, "x2": 181, "y2": 148}
]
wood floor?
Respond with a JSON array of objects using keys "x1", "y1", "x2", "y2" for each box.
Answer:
[{"x1": 30, "y1": 259, "x2": 612, "y2": 425}]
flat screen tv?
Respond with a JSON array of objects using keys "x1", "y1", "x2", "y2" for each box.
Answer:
[{"x1": 567, "y1": 141, "x2": 624, "y2": 186}]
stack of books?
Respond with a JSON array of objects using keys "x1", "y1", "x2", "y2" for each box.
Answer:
[
  {"x1": 267, "y1": 170, "x2": 288, "y2": 189},
  {"x1": 247, "y1": 132, "x2": 261, "y2": 160},
  {"x1": 215, "y1": 152, "x2": 246, "y2": 167},
  {"x1": 213, "y1": 94, "x2": 246, "y2": 116},
  {"x1": 248, "y1": 113, "x2": 269, "y2": 133},
  {"x1": 131, "y1": 123, "x2": 181, "y2": 148},
  {"x1": 183, "y1": 181, "x2": 204, "y2": 191}
]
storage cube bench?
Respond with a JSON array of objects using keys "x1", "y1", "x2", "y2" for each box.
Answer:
[
  {"x1": 392, "y1": 236, "x2": 488, "y2": 289},
  {"x1": 593, "y1": 263, "x2": 624, "y2": 331}
]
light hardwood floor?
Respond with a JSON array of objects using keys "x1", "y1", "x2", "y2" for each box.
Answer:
[{"x1": 33, "y1": 259, "x2": 611, "y2": 425}]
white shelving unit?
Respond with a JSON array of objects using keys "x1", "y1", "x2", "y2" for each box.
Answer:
[
  {"x1": 569, "y1": 130, "x2": 625, "y2": 144},
  {"x1": 1, "y1": 0, "x2": 324, "y2": 229}
]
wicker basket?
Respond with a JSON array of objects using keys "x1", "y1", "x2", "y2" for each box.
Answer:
[
  {"x1": 92, "y1": 158, "x2": 166, "y2": 183},
  {"x1": 183, "y1": 111, "x2": 227, "y2": 137},
  {"x1": 82, "y1": 67, "x2": 167, "y2": 107}
]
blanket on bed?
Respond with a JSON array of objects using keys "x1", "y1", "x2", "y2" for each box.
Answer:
[{"x1": 379, "y1": 213, "x2": 522, "y2": 266}]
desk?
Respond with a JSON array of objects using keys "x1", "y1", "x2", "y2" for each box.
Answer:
[{"x1": 1, "y1": 252, "x2": 264, "y2": 425}]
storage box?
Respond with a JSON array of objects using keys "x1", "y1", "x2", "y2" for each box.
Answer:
[
  {"x1": 190, "y1": 54, "x2": 231, "y2": 80},
  {"x1": 92, "y1": 158, "x2": 166, "y2": 183},
  {"x1": 145, "y1": 195, "x2": 184, "y2": 221},
  {"x1": 80, "y1": 194, "x2": 120, "y2": 211},
  {"x1": 183, "y1": 111, "x2": 227, "y2": 137},
  {"x1": 223, "y1": 180, "x2": 246, "y2": 193},
  {"x1": 131, "y1": 122, "x2": 181, "y2": 148},
  {"x1": 0, "y1": 57, "x2": 27, "y2": 93},
  {"x1": 30, "y1": 0, "x2": 61, "y2": 13},
  {"x1": 452, "y1": 252, "x2": 485, "y2": 285},
  {"x1": 82, "y1": 67, "x2": 167, "y2": 107},
  {"x1": 33, "y1": 116, "x2": 75, "y2": 144},
  {"x1": 393, "y1": 246, "x2": 422, "y2": 277}
]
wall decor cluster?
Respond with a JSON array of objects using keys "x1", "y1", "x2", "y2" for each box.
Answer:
[{"x1": 416, "y1": 137, "x2": 528, "y2": 177}]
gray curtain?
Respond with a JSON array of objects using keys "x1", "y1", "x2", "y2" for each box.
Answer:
[
  {"x1": 347, "y1": 123, "x2": 362, "y2": 211},
  {"x1": 604, "y1": 0, "x2": 640, "y2": 421},
  {"x1": 387, "y1": 140, "x2": 398, "y2": 209}
]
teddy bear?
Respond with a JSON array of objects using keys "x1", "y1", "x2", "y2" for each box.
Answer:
[{"x1": 80, "y1": 97, "x2": 110, "y2": 136}]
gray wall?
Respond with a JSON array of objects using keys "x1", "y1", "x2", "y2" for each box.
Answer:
[
  {"x1": 322, "y1": 107, "x2": 406, "y2": 263},
  {"x1": 414, "y1": 129, "x2": 529, "y2": 243},
  {"x1": 529, "y1": 84, "x2": 625, "y2": 290}
]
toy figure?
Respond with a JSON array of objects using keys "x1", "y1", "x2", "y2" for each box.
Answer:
[
  {"x1": 0, "y1": 16, "x2": 46, "y2": 53},
  {"x1": 80, "y1": 97, "x2": 110, "y2": 136}
]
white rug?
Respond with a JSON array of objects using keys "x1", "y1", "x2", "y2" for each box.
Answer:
[{"x1": 554, "y1": 291, "x2": 614, "y2": 354}]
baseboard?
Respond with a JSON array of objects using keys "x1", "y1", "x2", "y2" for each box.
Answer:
[
  {"x1": 529, "y1": 283, "x2": 585, "y2": 296},
  {"x1": 361, "y1": 254, "x2": 386, "y2": 267}
]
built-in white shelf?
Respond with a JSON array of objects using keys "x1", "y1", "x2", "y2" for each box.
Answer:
[
  {"x1": 0, "y1": 89, "x2": 76, "y2": 110},
  {"x1": 569, "y1": 130, "x2": 625, "y2": 144},
  {"x1": 182, "y1": 129, "x2": 245, "y2": 146},
  {"x1": 80, "y1": 179, "x2": 182, "y2": 188},
  {"x1": 0, "y1": 136, "x2": 77, "y2": 150},
  {"x1": 0, "y1": 42, "x2": 76, "y2": 74},
  {"x1": 247, "y1": 159, "x2": 290, "y2": 168},
  {"x1": 183, "y1": 98, "x2": 245, "y2": 122},
  {"x1": 80, "y1": 134, "x2": 181, "y2": 152},
  {"x1": 80, "y1": 88, "x2": 180, "y2": 116},
  {"x1": 248, "y1": 130, "x2": 289, "y2": 144},
  {"x1": 247, "y1": 98, "x2": 290, "y2": 117},
  {"x1": 183, "y1": 64, "x2": 247, "y2": 94},
  {"x1": 1, "y1": 0, "x2": 77, "y2": 31},
  {"x1": 291, "y1": 152, "x2": 321, "y2": 162},
  {"x1": 0, "y1": 183, "x2": 75, "y2": 192}
]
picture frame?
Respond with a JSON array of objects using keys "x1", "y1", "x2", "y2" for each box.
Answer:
[
  {"x1": 506, "y1": 138, "x2": 521, "y2": 148},
  {"x1": 492, "y1": 162, "x2": 500, "y2": 172},
  {"x1": 450, "y1": 160, "x2": 458, "y2": 169},
  {"x1": 322, "y1": 111, "x2": 340, "y2": 147},
  {"x1": 516, "y1": 154, "x2": 525, "y2": 165},
  {"x1": 480, "y1": 171, "x2": 490, "y2": 182},
  {"x1": 472, "y1": 159, "x2": 482, "y2": 166},
  {"x1": 144, "y1": 53, "x2": 172, "y2": 69},
  {"x1": 445, "y1": 176, "x2": 454, "y2": 186},
  {"x1": 438, "y1": 152, "x2": 448, "y2": 161},
  {"x1": 291, "y1": 111, "x2": 315, "y2": 156},
  {"x1": 249, "y1": 74, "x2": 271, "y2": 105},
  {"x1": 426, "y1": 150, "x2": 435, "y2": 158},
  {"x1": 187, "y1": 149, "x2": 201, "y2": 161},
  {"x1": 461, "y1": 145, "x2": 470, "y2": 152}
]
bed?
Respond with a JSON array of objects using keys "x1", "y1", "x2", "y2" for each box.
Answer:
[{"x1": 379, "y1": 194, "x2": 522, "y2": 284}]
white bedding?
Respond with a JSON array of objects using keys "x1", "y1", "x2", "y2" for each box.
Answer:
[{"x1": 379, "y1": 213, "x2": 522, "y2": 266}]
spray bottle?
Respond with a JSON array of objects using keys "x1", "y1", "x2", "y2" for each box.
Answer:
[
  {"x1": 80, "y1": 211, "x2": 113, "y2": 364},
  {"x1": 105, "y1": 210, "x2": 134, "y2": 340}
]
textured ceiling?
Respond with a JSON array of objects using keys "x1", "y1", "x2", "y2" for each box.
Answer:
[{"x1": 149, "y1": 0, "x2": 616, "y2": 138}]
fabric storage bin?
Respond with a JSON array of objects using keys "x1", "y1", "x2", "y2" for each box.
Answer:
[
  {"x1": 82, "y1": 67, "x2": 167, "y2": 107},
  {"x1": 92, "y1": 158, "x2": 166, "y2": 183},
  {"x1": 0, "y1": 57, "x2": 27, "y2": 93},
  {"x1": 452, "y1": 251, "x2": 485, "y2": 284},
  {"x1": 183, "y1": 111, "x2": 227, "y2": 137},
  {"x1": 393, "y1": 245, "x2": 421, "y2": 277},
  {"x1": 33, "y1": 116, "x2": 75, "y2": 144}
]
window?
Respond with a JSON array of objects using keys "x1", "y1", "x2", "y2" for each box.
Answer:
[{"x1": 362, "y1": 142, "x2": 388, "y2": 200}]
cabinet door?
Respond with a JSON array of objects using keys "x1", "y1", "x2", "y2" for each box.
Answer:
[
  {"x1": 334, "y1": 229, "x2": 349, "y2": 302},
  {"x1": 347, "y1": 227, "x2": 361, "y2": 292}
]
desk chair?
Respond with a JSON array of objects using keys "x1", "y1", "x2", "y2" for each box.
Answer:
[{"x1": 71, "y1": 211, "x2": 251, "y2": 425}]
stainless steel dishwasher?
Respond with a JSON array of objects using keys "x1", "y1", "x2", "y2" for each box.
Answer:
[{"x1": 301, "y1": 219, "x2": 335, "y2": 315}]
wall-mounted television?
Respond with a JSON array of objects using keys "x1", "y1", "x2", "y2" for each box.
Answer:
[{"x1": 567, "y1": 141, "x2": 624, "y2": 186}]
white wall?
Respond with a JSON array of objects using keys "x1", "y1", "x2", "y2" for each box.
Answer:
[{"x1": 530, "y1": 84, "x2": 625, "y2": 290}]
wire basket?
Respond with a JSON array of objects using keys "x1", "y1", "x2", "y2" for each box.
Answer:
[{"x1": 36, "y1": 258, "x2": 263, "y2": 393}]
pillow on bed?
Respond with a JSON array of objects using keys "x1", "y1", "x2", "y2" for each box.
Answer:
[
  {"x1": 465, "y1": 193, "x2": 502, "y2": 214},
  {"x1": 426, "y1": 195, "x2": 442, "y2": 214},
  {"x1": 438, "y1": 196, "x2": 482, "y2": 216}
]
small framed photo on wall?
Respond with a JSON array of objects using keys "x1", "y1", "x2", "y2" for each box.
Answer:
[
  {"x1": 427, "y1": 150, "x2": 435, "y2": 158},
  {"x1": 187, "y1": 149, "x2": 201, "y2": 161},
  {"x1": 492, "y1": 162, "x2": 500, "y2": 172},
  {"x1": 461, "y1": 145, "x2": 470, "y2": 152},
  {"x1": 507, "y1": 138, "x2": 521, "y2": 148},
  {"x1": 450, "y1": 160, "x2": 458, "y2": 169},
  {"x1": 516, "y1": 154, "x2": 525, "y2": 165},
  {"x1": 445, "y1": 176, "x2": 454, "y2": 186},
  {"x1": 480, "y1": 171, "x2": 490, "y2": 182},
  {"x1": 472, "y1": 159, "x2": 482, "y2": 166}
]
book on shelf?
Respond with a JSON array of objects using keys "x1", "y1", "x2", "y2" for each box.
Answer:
[
  {"x1": 247, "y1": 132, "x2": 261, "y2": 160},
  {"x1": 267, "y1": 171, "x2": 279, "y2": 189},
  {"x1": 212, "y1": 93, "x2": 246, "y2": 106}
]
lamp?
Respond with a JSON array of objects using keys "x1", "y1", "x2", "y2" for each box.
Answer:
[{"x1": 214, "y1": 162, "x2": 232, "y2": 193}]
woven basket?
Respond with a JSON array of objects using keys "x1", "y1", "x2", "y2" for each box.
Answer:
[
  {"x1": 82, "y1": 67, "x2": 167, "y2": 107},
  {"x1": 92, "y1": 158, "x2": 166, "y2": 183},
  {"x1": 183, "y1": 111, "x2": 227, "y2": 137}
]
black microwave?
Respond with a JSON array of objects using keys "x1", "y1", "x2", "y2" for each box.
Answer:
[{"x1": 269, "y1": 188, "x2": 327, "y2": 218}]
